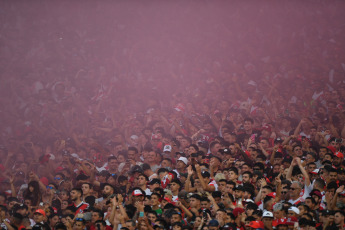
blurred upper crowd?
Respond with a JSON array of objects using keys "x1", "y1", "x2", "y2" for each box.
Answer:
[{"x1": 1, "y1": 1, "x2": 345, "y2": 230}]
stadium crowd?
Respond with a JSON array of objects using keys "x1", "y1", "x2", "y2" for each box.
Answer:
[{"x1": 1, "y1": 1, "x2": 345, "y2": 230}]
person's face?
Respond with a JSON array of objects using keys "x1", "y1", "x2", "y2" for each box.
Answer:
[
  {"x1": 241, "y1": 164, "x2": 251, "y2": 173},
  {"x1": 216, "y1": 211, "x2": 225, "y2": 221},
  {"x1": 287, "y1": 211, "x2": 297, "y2": 217},
  {"x1": 305, "y1": 199, "x2": 314, "y2": 209},
  {"x1": 298, "y1": 206, "x2": 306, "y2": 215},
  {"x1": 59, "y1": 191, "x2": 69, "y2": 201},
  {"x1": 147, "y1": 213, "x2": 157, "y2": 223},
  {"x1": 333, "y1": 157, "x2": 342, "y2": 166},
  {"x1": 218, "y1": 181, "x2": 226, "y2": 192},
  {"x1": 24, "y1": 199, "x2": 32, "y2": 207},
  {"x1": 294, "y1": 147, "x2": 303, "y2": 157},
  {"x1": 277, "y1": 226, "x2": 288, "y2": 230},
  {"x1": 102, "y1": 185, "x2": 113, "y2": 196},
  {"x1": 273, "y1": 165, "x2": 280, "y2": 174},
  {"x1": 226, "y1": 184, "x2": 234, "y2": 194},
  {"x1": 319, "y1": 148, "x2": 327, "y2": 159},
  {"x1": 329, "y1": 172, "x2": 338, "y2": 182},
  {"x1": 148, "y1": 151, "x2": 157, "y2": 163},
  {"x1": 61, "y1": 201, "x2": 69, "y2": 210},
  {"x1": 244, "y1": 121, "x2": 252, "y2": 131},
  {"x1": 176, "y1": 160, "x2": 186, "y2": 169},
  {"x1": 128, "y1": 150, "x2": 135, "y2": 160},
  {"x1": 169, "y1": 182, "x2": 180, "y2": 192},
  {"x1": 289, "y1": 183, "x2": 302, "y2": 199},
  {"x1": 324, "y1": 154, "x2": 333, "y2": 162},
  {"x1": 108, "y1": 159, "x2": 118, "y2": 170},
  {"x1": 161, "y1": 160, "x2": 171, "y2": 169},
  {"x1": 171, "y1": 214, "x2": 181, "y2": 223},
  {"x1": 210, "y1": 143, "x2": 221, "y2": 154},
  {"x1": 194, "y1": 217, "x2": 202, "y2": 228},
  {"x1": 73, "y1": 221, "x2": 85, "y2": 230},
  {"x1": 189, "y1": 198, "x2": 200, "y2": 208},
  {"x1": 70, "y1": 190, "x2": 80, "y2": 201},
  {"x1": 262, "y1": 218, "x2": 273, "y2": 228},
  {"x1": 92, "y1": 212, "x2": 102, "y2": 223},
  {"x1": 151, "y1": 195, "x2": 160, "y2": 206},
  {"x1": 307, "y1": 164, "x2": 316, "y2": 173},
  {"x1": 137, "y1": 175, "x2": 148, "y2": 186},
  {"x1": 33, "y1": 213, "x2": 45, "y2": 223},
  {"x1": 54, "y1": 174, "x2": 64, "y2": 184},
  {"x1": 234, "y1": 190, "x2": 243, "y2": 199},
  {"x1": 50, "y1": 216, "x2": 59, "y2": 227},
  {"x1": 81, "y1": 184, "x2": 91, "y2": 196},
  {"x1": 228, "y1": 171, "x2": 238, "y2": 181},
  {"x1": 201, "y1": 201, "x2": 210, "y2": 209}
]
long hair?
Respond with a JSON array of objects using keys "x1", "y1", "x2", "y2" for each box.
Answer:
[{"x1": 23, "y1": 181, "x2": 42, "y2": 207}]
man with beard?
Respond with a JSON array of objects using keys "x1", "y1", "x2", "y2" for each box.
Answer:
[
  {"x1": 70, "y1": 188, "x2": 89, "y2": 214},
  {"x1": 96, "y1": 183, "x2": 115, "y2": 205},
  {"x1": 333, "y1": 152, "x2": 344, "y2": 169}
]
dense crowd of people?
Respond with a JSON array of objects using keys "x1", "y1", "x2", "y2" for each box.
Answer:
[{"x1": 1, "y1": 0, "x2": 345, "y2": 230}]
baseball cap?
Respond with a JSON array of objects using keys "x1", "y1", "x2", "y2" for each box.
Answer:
[
  {"x1": 334, "y1": 151, "x2": 344, "y2": 159},
  {"x1": 201, "y1": 171, "x2": 210, "y2": 178},
  {"x1": 177, "y1": 157, "x2": 188, "y2": 165},
  {"x1": 310, "y1": 189, "x2": 322, "y2": 198},
  {"x1": 233, "y1": 208, "x2": 244, "y2": 217},
  {"x1": 163, "y1": 145, "x2": 172, "y2": 152},
  {"x1": 132, "y1": 189, "x2": 144, "y2": 196},
  {"x1": 276, "y1": 218, "x2": 287, "y2": 226},
  {"x1": 262, "y1": 125, "x2": 271, "y2": 132},
  {"x1": 327, "y1": 146, "x2": 336, "y2": 154},
  {"x1": 149, "y1": 179, "x2": 161, "y2": 185},
  {"x1": 262, "y1": 211, "x2": 274, "y2": 218},
  {"x1": 288, "y1": 206, "x2": 300, "y2": 215},
  {"x1": 34, "y1": 209, "x2": 46, "y2": 217},
  {"x1": 247, "y1": 221, "x2": 264, "y2": 229},
  {"x1": 208, "y1": 219, "x2": 219, "y2": 227}
]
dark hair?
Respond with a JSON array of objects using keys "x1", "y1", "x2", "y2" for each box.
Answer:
[
  {"x1": 71, "y1": 188, "x2": 83, "y2": 197},
  {"x1": 228, "y1": 167, "x2": 239, "y2": 175},
  {"x1": 23, "y1": 181, "x2": 41, "y2": 207},
  {"x1": 128, "y1": 147, "x2": 138, "y2": 154}
]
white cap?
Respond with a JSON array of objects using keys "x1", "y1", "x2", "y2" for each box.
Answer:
[
  {"x1": 288, "y1": 206, "x2": 300, "y2": 215},
  {"x1": 262, "y1": 211, "x2": 274, "y2": 218},
  {"x1": 163, "y1": 145, "x2": 172, "y2": 152},
  {"x1": 177, "y1": 157, "x2": 188, "y2": 165}
]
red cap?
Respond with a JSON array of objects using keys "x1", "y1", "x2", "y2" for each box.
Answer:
[
  {"x1": 262, "y1": 125, "x2": 271, "y2": 132},
  {"x1": 335, "y1": 151, "x2": 344, "y2": 159},
  {"x1": 40, "y1": 177, "x2": 49, "y2": 186},
  {"x1": 267, "y1": 192, "x2": 276, "y2": 198},
  {"x1": 132, "y1": 189, "x2": 144, "y2": 196},
  {"x1": 248, "y1": 221, "x2": 264, "y2": 229},
  {"x1": 34, "y1": 209, "x2": 46, "y2": 217},
  {"x1": 233, "y1": 208, "x2": 245, "y2": 217},
  {"x1": 276, "y1": 218, "x2": 287, "y2": 226},
  {"x1": 327, "y1": 146, "x2": 336, "y2": 154}
]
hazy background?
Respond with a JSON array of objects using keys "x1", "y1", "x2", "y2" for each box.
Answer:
[{"x1": 0, "y1": 0, "x2": 345, "y2": 143}]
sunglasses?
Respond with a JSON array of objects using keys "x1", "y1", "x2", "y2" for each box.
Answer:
[
  {"x1": 281, "y1": 191, "x2": 287, "y2": 194},
  {"x1": 75, "y1": 218, "x2": 84, "y2": 221},
  {"x1": 46, "y1": 186, "x2": 54, "y2": 189},
  {"x1": 54, "y1": 177, "x2": 61, "y2": 180}
]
